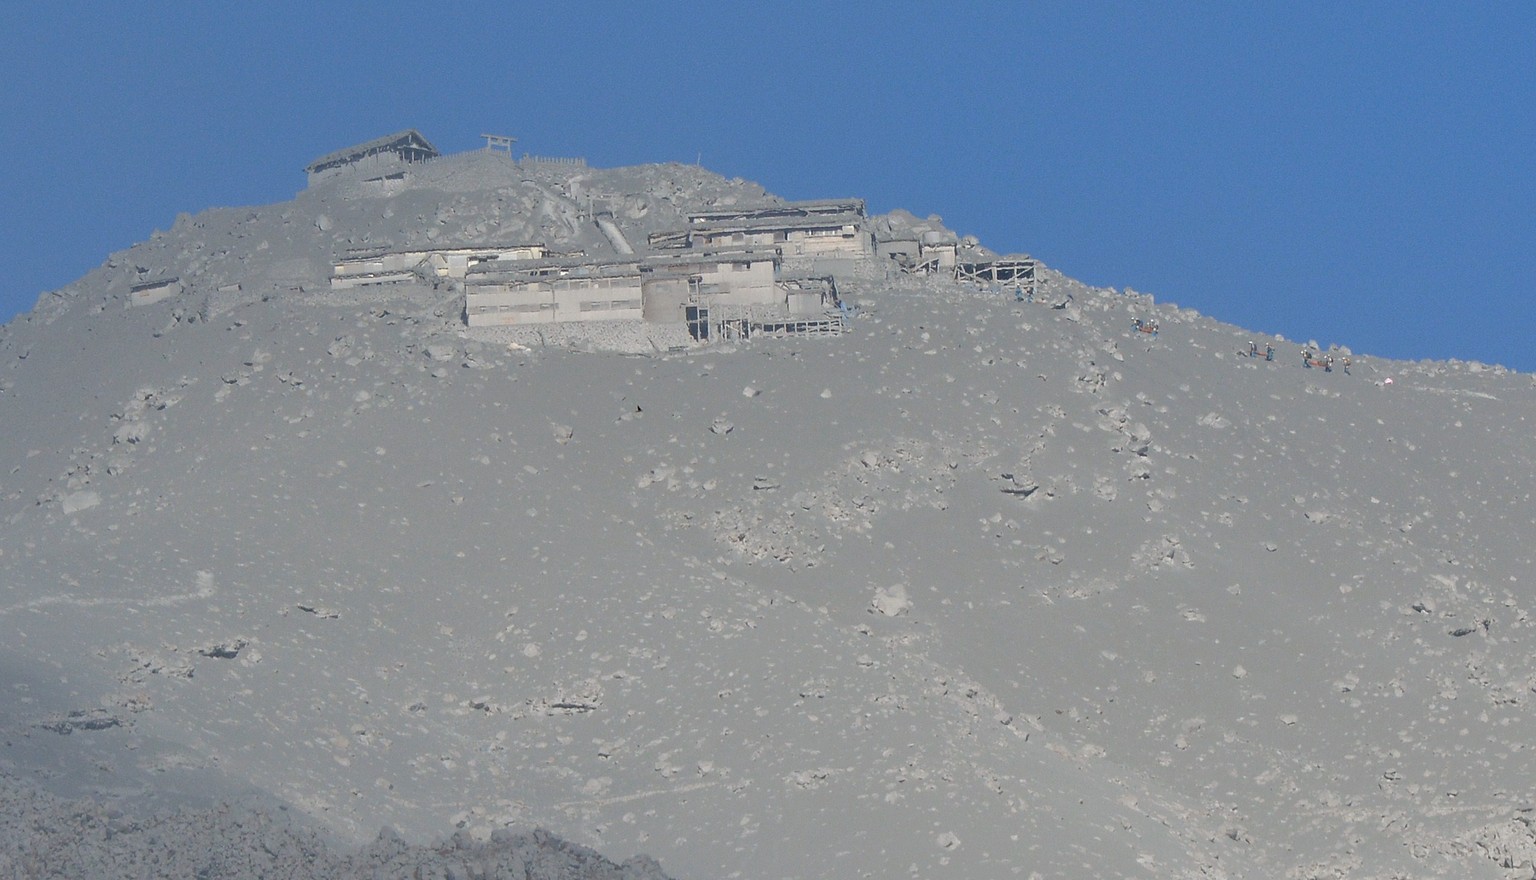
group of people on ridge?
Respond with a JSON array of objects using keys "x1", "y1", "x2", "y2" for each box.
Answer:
[{"x1": 1300, "y1": 347, "x2": 1351, "y2": 373}]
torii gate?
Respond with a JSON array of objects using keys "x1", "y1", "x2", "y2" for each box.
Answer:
[{"x1": 481, "y1": 134, "x2": 517, "y2": 155}]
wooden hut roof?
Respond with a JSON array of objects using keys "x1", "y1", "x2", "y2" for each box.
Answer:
[{"x1": 304, "y1": 130, "x2": 438, "y2": 175}]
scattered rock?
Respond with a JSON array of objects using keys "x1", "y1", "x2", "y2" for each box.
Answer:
[
  {"x1": 197, "y1": 638, "x2": 249, "y2": 659},
  {"x1": 871, "y1": 584, "x2": 912, "y2": 617},
  {"x1": 60, "y1": 490, "x2": 101, "y2": 515},
  {"x1": 36, "y1": 709, "x2": 125, "y2": 735}
]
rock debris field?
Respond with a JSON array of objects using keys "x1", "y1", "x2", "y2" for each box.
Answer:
[{"x1": 3, "y1": 149, "x2": 1536, "y2": 879}]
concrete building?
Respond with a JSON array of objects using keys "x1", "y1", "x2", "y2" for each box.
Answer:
[
  {"x1": 464, "y1": 251, "x2": 775, "y2": 327},
  {"x1": 648, "y1": 199, "x2": 872, "y2": 268},
  {"x1": 128, "y1": 277, "x2": 181, "y2": 307},
  {"x1": 649, "y1": 251, "x2": 778, "y2": 309},
  {"x1": 874, "y1": 229, "x2": 960, "y2": 276},
  {"x1": 463, "y1": 257, "x2": 651, "y2": 327},
  {"x1": 871, "y1": 224, "x2": 1039, "y2": 299},
  {"x1": 875, "y1": 233, "x2": 922, "y2": 264},
  {"x1": 463, "y1": 249, "x2": 838, "y2": 339}
]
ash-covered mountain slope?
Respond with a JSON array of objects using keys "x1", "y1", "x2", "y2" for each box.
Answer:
[
  {"x1": 0, "y1": 773, "x2": 672, "y2": 880},
  {"x1": 3, "y1": 155, "x2": 1536, "y2": 880}
]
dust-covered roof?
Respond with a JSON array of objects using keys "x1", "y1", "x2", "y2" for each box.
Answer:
[{"x1": 304, "y1": 129, "x2": 439, "y2": 175}]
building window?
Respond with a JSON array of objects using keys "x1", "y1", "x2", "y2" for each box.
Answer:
[{"x1": 686, "y1": 305, "x2": 710, "y2": 341}]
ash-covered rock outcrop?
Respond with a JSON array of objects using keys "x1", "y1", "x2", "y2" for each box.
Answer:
[{"x1": 0, "y1": 772, "x2": 672, "y2": 880}]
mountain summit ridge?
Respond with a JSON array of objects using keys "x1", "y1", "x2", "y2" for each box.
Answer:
[{"x1": 3, "y1": 147, "x2": 1535, "y2": 879}]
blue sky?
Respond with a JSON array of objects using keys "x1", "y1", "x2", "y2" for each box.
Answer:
[{"x1": 5, "y1": 3, "x2": 1534, "y2": 370}]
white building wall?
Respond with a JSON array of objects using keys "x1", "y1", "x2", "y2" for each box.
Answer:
[
  {"x1": 783, "y1": 225, "x2": 871, "y2": 258},
  {"x1": 691, "y1": 259, "x2": 777, "y2": 304},
  {"x1": 465, "y1": 285, "x2": 557, "y2": 326},
  {"x1": 466, "y1": 275, "x2": 643, "y2": 327},
  {"x1": 923, "y1": 242, "x2": 958, "y2": 270},
  {"x1": 787, "y1": 290, "x2": 828, "y2": 315},
  {"x1": 128, "y1": 280, "x2": 182, "y2": 307}
]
